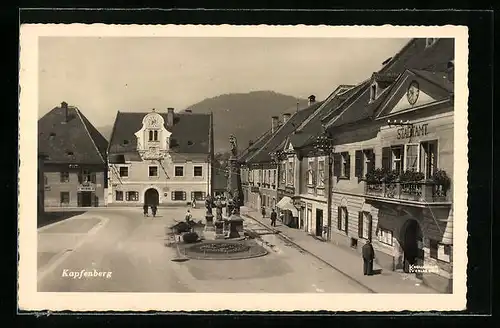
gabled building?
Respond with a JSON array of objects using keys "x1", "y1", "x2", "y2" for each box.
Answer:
[
  {"x1": 38, "y1": 102, "x2": 108, "y2": 208},
  {"x1": 244, "y1": 96, "x2": 323, "y2": 224},
  {"x1": 106, "y1": 108, "x2": 214, "y2": 207},
  {"x1": 317, "y1": 37, "x2": 455, "y2": 293}
]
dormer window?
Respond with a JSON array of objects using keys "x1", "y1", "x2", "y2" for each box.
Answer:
[
  {"x1": 370, "y1": 83, "x2": 378, "y2": 102},
  {"x1": 426, "y1": 38, "x2": 438, "y2": 48},
  {"x1": 148, "y1": 130, "x2": 158, "y2": 141}
]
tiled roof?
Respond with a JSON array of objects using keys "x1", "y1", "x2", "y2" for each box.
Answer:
[
  {"x1": 238, "y1": 128, "x2": 274, "y2": 164},
  {"x1": 108, "y1": 111, "x2": 212, "y2": 155},
  {"x1": 212, "y1": 170, "x2": 228, "y2": 190},
  {"x1": 38, "y1": 105, "x2": 108, "y2": 165},
  {"x1": 323, "y1": 38, "x2": 455, "y2": 130},
  {"x1": 411, "y1": 69, "x2": 454, "y2": 92},
  {"x1": 247, "y1": 101, "x2": 324, "y2": 164}
]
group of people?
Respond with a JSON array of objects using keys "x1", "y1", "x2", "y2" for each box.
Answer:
[{"x1": 143, "y1": 203, "x2": 158, "y2": 217}]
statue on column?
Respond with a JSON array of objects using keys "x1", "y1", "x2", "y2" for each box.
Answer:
[
  {"x1": 229, "y1": 134, "x2": 238, "y2": 157},
  {"x1": 232, "y1": 189, "x2": 241, "y2": 215},
  {"x1": 215, "y1": 196, "x2": 223, "y2": 221}
]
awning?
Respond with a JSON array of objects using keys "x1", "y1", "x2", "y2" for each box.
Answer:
[{"x1": 276, "y1": 196, "x2": 298, "y2": 217}]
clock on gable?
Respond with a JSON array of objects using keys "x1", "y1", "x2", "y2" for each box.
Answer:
[{"x1": 406, "y1": 80, "x2": 420, "y2": 105}]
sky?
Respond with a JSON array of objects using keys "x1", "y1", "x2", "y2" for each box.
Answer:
[{"x1": 38, "y1": 37, "x2": 410, "y2": 127}]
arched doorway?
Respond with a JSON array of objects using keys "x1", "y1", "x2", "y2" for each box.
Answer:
[
  {"x1": 144, "y1": 188, "x2": 159, "y2": 206},
  {"x1": 401, "y1": 219, "x2": 424, "y2": 275}
]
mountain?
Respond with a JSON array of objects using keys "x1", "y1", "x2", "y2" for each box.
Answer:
[
  {"x1": 183, "y1": 91, "x2": 308, "y2": 152},
  {"x1": 97, "y1": 91, "x2": 309, "y2": 153}
]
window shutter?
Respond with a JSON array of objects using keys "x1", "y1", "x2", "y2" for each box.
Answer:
[
  {"x1": 355, "y1": 150, "x2": 363, "y2": 178},
  {"x1": 190, "y1": 192, "x2": 194, "y2": 201},
  {"x1": 77, "y1": 173, "x2": 82, "y2": 184},
  {"x1": 333, "y1": 153, "x2": 341, "y2": 177},
  {"x1": 337, "y1": 206, "x2": 342, "y2": 230},
  {"x1": 345, "y1": 154, "x2": 351, "y2": 178},
  {"x1": 171, "y1": 191, "x2": 175, "y2": 200},
  {"x1": 77, "y1": 192, "x2": 82, "y2": 207},
  {"x1": 382, "y1": 147, "x2": 391, "y2": 171},
  {"x1": 358, "y1": 212, "x2": 363, "y2": 238},
  {"x1": 91, "y1": 173, "x2": 97, "y2": 184},
  {"x1": 368, "y1": 213, "x2": 373, "y2": 241},
  {"x1": 345, "y1": 209, "x2": 349, "y2": 234},
  {"x1": 182, "y1": 192, "x2": 186, "y2": 201},
  {"x1": 202, "y1": 192, "x2": 206, "y2": 200}
]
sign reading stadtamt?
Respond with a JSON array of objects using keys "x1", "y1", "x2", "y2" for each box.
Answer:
[{"x1": 77, "y1": 183, "x2": 96, "y2": 192}]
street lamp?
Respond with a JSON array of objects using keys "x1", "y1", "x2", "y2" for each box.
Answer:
[{"x1": 314, "y1": 134, "x2": 335, "y2": 241}]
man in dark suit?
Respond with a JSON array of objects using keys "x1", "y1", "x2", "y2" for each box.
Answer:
[
  {"x1": 270, "y1": 209, "x2": 277, "y2": 227},
  {"x1": 362, "y1": 239, "x2": 375, "y2": 276}
]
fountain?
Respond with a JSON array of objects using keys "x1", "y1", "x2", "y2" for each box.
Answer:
[{"x1": 168, "y1": 135, "x2": 268, "y2": 260}]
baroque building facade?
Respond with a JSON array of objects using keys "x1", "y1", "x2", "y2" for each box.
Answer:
[{"x1": 106, "y1": 108, "x2": 214, "y2": 206}]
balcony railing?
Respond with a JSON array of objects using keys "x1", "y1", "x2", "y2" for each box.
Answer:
[{"x1": 365, "y1": 181, "x2": 451, "y2": 203}]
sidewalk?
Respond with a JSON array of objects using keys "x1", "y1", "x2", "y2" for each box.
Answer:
[{"x1": 241, "y1": 206, "x2": 437, "y2": 294}]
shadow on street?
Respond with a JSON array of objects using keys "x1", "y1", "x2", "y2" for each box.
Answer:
[{"x1": 38, "y1": 210, "x2": 87, "y2": 228}]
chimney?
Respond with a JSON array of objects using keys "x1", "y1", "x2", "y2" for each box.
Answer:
[
  {"x1": 167, "y1": 107, "x2": 174, "y2": 127},
  {"x1": 271, "y1": 116, "x2": 279, "y2": 133},
  {"x1": 283, "y1": 113, "x2": 291, "y2": 124},
  {"x1": 308, "y1": 95, "x2": 316, "y2": 106},
  {"x1": 61, "y1": 101, "x2": 68, "y2": 122}
]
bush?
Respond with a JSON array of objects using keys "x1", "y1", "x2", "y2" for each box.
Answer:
[
  {"x1": 182, "y1": 232, "x2": 199, "y2": 243},
  {"x1": 382, "y1": 169, "x2": 399, "y2": 183},
  {"x1": 365, "y1": 168, "x2": 385, "y2": 183}
]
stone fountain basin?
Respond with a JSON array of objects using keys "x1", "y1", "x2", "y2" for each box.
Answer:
[{"x1": 178, "y1": 239, "x2": 268, "y2": 260}]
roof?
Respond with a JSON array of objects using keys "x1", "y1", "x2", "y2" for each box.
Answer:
[
  {"x1": 212, "y1": 169, "x2": 228, "y2": 190},
  {"x1": 247, "y1": 101, "x2": 324, "y2": 163},
  {"x1": 108, "y1": 111, "x2": 211, "y2": 155},
  {"x1": 411, "y1": 69, "x2": 454, "y2": 92},
  {"x1": 38, "y1": 105, "x2": 108, "y2": 165},
  {"x1": 237, "y1": 128, "x2": 274, "y2": 164},
  {"x1": 323, "y1": 38, "x2": 455, "y2": 130}
]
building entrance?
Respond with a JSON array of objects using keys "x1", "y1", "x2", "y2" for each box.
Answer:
[
  {"x1": 144, "y1": 188, "x2": 159, "y2": 206},
  {"x1": 402, "y1": 219, "x2": 424, "y2": 276}
]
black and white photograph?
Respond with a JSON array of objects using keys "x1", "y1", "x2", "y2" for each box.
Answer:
[{"x1": 19, "y1": 25, "x2": 468, "y2": 312}]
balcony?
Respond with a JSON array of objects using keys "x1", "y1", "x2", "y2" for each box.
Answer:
[{"x1": 365, "y1": 181, "x2": 451, "y2": 204}]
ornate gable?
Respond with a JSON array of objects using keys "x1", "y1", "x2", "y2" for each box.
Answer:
[
  {"x1": 134, "y1": 109, "x2": 172, "y2": 161},
  {"x1": 375, "y1": 69, "x2": 452, "y2": 119}
]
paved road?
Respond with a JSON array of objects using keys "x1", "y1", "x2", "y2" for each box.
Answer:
[{"x1": 38, "y1": 207, "x2": 370, "y2": 293}]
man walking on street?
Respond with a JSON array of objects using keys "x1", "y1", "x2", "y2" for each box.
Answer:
[
  {"x1": 261, "y1": 206, "x2": 266, "y2": 219},
  {"x1": 362, "y1": 239, "x2": 375, "y2": 276},
  {"x1": 270, "y1": 209, "x2": 277, "y2": 227},
  {"x1": 143, "y1": 203, "x2": 149, "y2": 217}
]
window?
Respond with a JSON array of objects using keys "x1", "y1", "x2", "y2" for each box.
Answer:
[
  {"x1": 148, "y1": 130, "x2": 158, "y2": 141},
  {"x1": 307, "y1": 160, "x2": 315, "y2": 185},
  {"x1": 355, "y1": 149, "x2": 375, "y2": 178},
  {"x1": 317, "y1": 160, "x2": 325, "y2": 187},
  {"x1": 337, "y1": 206, "x2": 348, "y2": 233},
  {"x1": 404, "y1": 144, "x2": 420, "y2": 172},
  {"x1": 377, "y1": 227, "x2": 393, "y2": 245},
  {"x1": 194, "y1": 166, "x2": 203, "y2": 177},
  {"x1": 421, "y1": 140, "x2": 438, "y2": 179},
  {"x1": 267, "y1": 170, "x2": 271, "y2": 184},
  {"x1": 426, "y1": 38, "x2": 438, "y2": 48},
  {"x1": 149, "y1": 166, "x2": 158, "y2": 177},
  {"x1": 287, "y1": 159, "x2": 294, "y2": 185},
  {"x1": 280, "y1": 163, "x2": 286, "y2": 184},
  {"x1": 119, "y1": 166, "x2": 129, "y2": 177},
  {"x1": 383, "y1": 146, "x2": 404, "y2": 174},
  {"x1": 115, "y1": 191, "x2": 123, "y2": 201},
  {"x1": 370, "y1": 83, "x2": 377, "y2": 102},
  {"x1": 125, "y1": 191, "x2": 139, "y2": 201},
  {"x1": 358, "y1": 212, "x2": 373, "y2": 240},
  {"x1": 273, "y1": 170, "x2": 276, "y2": 185},
  {"x1": 60, "y1": 172, "x2": 70, "y2": 183},
  {"x1": 79, "y1": 169, "x2": 96, "y2": 184},
  {"x1": 174, "y1": 166, "x2": 184, "y2": 177},
  {"x1": 430, "y1": 239, "x2": 451, "y2": 263},
  {"x1": 172, "y1": 191, "x2": 186, "y2": 201},
  {"x1": 60, "y1": 192, "x2": 70, "y2": 204},
  {"x1": 191, "y1": 191, "x2": 206, "y2": 201},
  {"x1": 333, "y1": 152, "x2": 350, "y2": 178}
]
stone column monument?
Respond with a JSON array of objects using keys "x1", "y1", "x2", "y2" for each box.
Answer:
[{"x1": 225, "y1": 135, "x2": 244, "y2": 238}]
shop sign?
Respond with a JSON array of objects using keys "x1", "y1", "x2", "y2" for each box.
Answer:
[
  {"x1": 77, "y1": 182, "x2": 96, "y2": 192},
  {"x1": 397, "y1": 123, "x2": 429, "y2": 140}
]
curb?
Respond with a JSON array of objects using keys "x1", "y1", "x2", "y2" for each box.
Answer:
[
  {"x1": 242, "y1": 212, "x2": 377, "y2": 294},
  {"x1": 38, "y1": 211, "x2": 97, "y2": 232}
]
